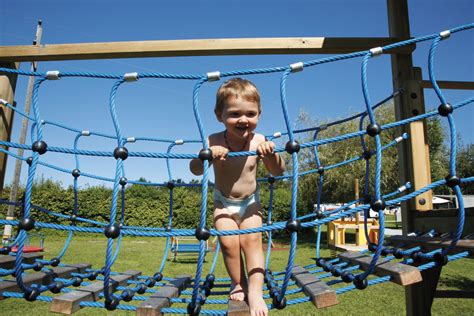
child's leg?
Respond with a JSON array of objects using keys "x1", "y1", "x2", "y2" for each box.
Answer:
[
  {"x1": 214, "y1": 206, "x2": 246, "y2": 301},
  {"x1": 239, "y1": 203, "x2": 268, "y2": 316}
]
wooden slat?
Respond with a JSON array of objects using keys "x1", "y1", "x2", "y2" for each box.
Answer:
[
  {"x1": 389, "y1": 236, "x2": 474, "y2": 255},
  {"x1": 137, "y1": 274, "x2": 191, "y2": 316},
  {"x1": 0, "y1": 37, "x2": 415, "y2": 62},
  {"x1": 63, "y1": 263, "x2": 92, "y2": 274},
  {"x1": 339, "y1": 251, "x2": 422, "y2": 286},
  {"x1": 421, "y1": 80, "x2": 474, "y2": 91},
  {"x1": 0, "y1": 272, "x2": 53, "y2": 296},
  {"x1": 228, "y1": 300, "x2": 250, "y2": 316},
  {"x1": 50, "y1": 271, "x2": 139, "y2": 315},
  {"x1": 291, "y1": 265, "x2": 338, "y2": 309},
  {"x1": 0, "y1": 252, "x2": 43, "y2": 269}
]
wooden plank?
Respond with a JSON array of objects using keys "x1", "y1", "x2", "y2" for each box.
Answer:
[
  {"x1": 228, "y1": 300, "x2": 250, "y2": 316},
  {"x1": 136, "y1": 274, "x2": 191, "y2": 316},
  {"x1": 0, "y1": 37, "x2": 415, "y2": 62},
  {"x1": 0, "y1": 62, "x2": 18, "y2": 193},
  {"x1": 291, "y1": 265, "x2": 338, "y2": 309},
  {"x1": 421, "y1": 80, "x2": 474, "y2": 91},
  {"x1": 63, "y1": 263, "x2": 91, "y2": 274},
  {"x1": 389, "y1": 236, "x2": 474, "y2": 255},
  {"x1": 344, "y1": 254, "x2": 422, "y2": 286},
  {"x1": 50, "y1": 290, "x2": 94, "y2": 315},
  {"x1": 50, "y1": 272, "x2": 137, "y2": 314},
  {"x1": 0, "y1": 271, "x2": 53, "y2": 296},
  {"x1": 0, "y1": 252, "x2": 43, "y2": 269},
  {"x1": 49, "y1": 266, "x2": 80, "y2": 279}
]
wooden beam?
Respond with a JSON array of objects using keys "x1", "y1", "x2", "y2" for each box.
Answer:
[
  {"x1": 421, "y1": 80, "x2": 474, "y2": 91},
  {"x1": 291, "y1": 265, "x2": 338, "y2": 309},
  {"x1": 0, "y1": 37, "x2": 415, "y2": 62},
  {"x1": 0, "y1": 62, "x2": 18, "y2": 194}
]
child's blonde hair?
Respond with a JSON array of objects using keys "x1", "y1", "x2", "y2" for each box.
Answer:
[{"x1": 215, "y1": 78, "x2": 261, "y2": 115}]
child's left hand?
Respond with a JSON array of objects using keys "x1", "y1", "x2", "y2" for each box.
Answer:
[{"x1": 257, "y1": 141, "x2": 276, "y2": 158}]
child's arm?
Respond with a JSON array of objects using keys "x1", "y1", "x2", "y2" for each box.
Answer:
[
  {"x1": 257, "y1": 141, "x2": 285, "y2": 176},
  {"x1": 189, "y1": 145, "x2": 229, "y2": 175}
]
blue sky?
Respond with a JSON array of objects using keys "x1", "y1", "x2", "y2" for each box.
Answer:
[{"x1": 1, "y1": 0, "x2": 473, "y2": 188}]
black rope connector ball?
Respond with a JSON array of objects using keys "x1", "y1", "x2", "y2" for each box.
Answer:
[
  {"x1": 137, "y1": 284, "x2": 147, "y2": 294},
  {"x1": 89, "y1": 271, "x2": 99, "y2": 281},
  {"x1": 331, "y1": 266, "x2": 343, "y2": 277},
  {"x1": 411, "y1": 251, "x2": 423, "y2": 263},
  {"x1": 273, "y1": 295, "x2": 287, "y2": 310},
  {"x1": 32, "y1": 140, "x2": 48, "y2": 155},
  {"x1": 381, "y1": 247, "x2": 392, "y2": 256},
  {"x1": 353, "y1": 276, "x2": 368, "y2": 290},
  {"x1": 122, "y1": 289, "x2": 134, "y2": 302},
  {"x1": 72, "y1": 169, "x2": 81, "y2": 178},
  {"x1": 72, "y1": 276, "x2": 83, "y2": 287},
  {"x1": 18, "y1": 218, "x2": 35, "y2": 231},
  {"x1": 198, "y1": 148, "x2": 213, "y2": 161},
  {"x1": 285, "y1": 219, "x2": 301, "y2": 233},
  {"x1": 146, "y1": 277, "x2": 156, "y2": 287},
  {"x1": 362, "y1": 150, "x2": 372, "y2": 160},
  {"x1": 50, "y1": 281, "x2": 64, "y2": 294},
  {"x1": 195, "y1": 226, "x2": 211, "y2": 241},
  {"x1": 70, "y1": 214, "x2": 77, "y2": 222},
  {"x1": 165, "y1": 225, "x2": 172, "y2": 232},
  {"x1": 51, "y1": 257, "x2": 61, "y2": 267},
  {"x1": 24, "y1": 288, "x2": 40, "y2": 302},
  {"x1": 341, "y1": 271, "x2": 354, "y2": 283},
  {"x1": 187, "y1": 302, "x2": 201, "y2": 316},
  {"x1": 317, "y1": 166, "x2": 325, "y2": 175},
  {"x1": 368, "y1": 242, "x2": 378, "y2": 252},
  {"x1": 394, "y1": 248, "x2": 405, "y2": 259},
  {"x1": 105, "y1": 297, "x2": 120, "y2": 311},
  {"x1": 26, "y1": 156, "x2": 33, "y2": 166},
  {"x1": 167, "y1": 181, "x2": 175, "y2": 190},
  {"x1": 323, "y1": 263, "x2": 333, "y2": 272},
  {"x1": 438, "y1": 103, "x2": 453, "y2": 117},
  {"x1": 370, "y1": 199, "x2": 386, "y2": 212},
  {"x1": 316, "y1": 258, "x2": 326, "y2": 267},
  {"x1": 206, "y1": 273, "x2": 215, "y2": 287},
  {"x1": 315, "y1": 209, "x2": 325, "y2": 219},
  {"x1": 104, "y1": 224, "x2": 121, "y2": 239},
  {"x1": 445, "y1": 175, "x2": 460, "y2": 188},
  {"x1": 33, "y1": 262, "x2": 43, "y2": 272},
  {"x1": 285, "y1": 140, "x2": 300, "y2": 154},
  {"x1": 0, "y1": 246, "x2": 11, "y2": 255},
  {"x1": 267, "y1": 176, "x2": 275, "y2": 184},
  {"x1": 113, "y1": 146, "x2": 129, "y2": 160},
  {"x1": 433, "y1": 252, "x2": 448, "y2": 266},
  {"x1": 366, "y1": 123, "x2": 381, "y2": 137},
  {"x1": 119, "y1": 177, "x2": 128, "y2": 186}
]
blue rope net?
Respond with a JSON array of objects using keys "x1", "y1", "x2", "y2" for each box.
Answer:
[{"x1": 0, "y1": 23, "x2": 472, "y2": 314}]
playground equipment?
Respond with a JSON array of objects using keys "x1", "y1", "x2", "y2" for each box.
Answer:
[{"x1": 0, "y1": 1, "x2": 473, "y2": 315}]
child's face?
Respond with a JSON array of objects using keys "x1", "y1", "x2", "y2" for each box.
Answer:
[{"x1": 217, "y1": 96, "x2": 260, "y2": 140}]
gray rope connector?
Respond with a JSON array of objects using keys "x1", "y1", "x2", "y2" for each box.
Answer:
[
  {"x1": 439, "y1": 30, "x2": 451, "y2": 40},
  {"x1": 124, "y1": 72, "x2": 139, "y2": 82},
  {"x1": 0, "y1": 99, "x2": 7, "y2": 105},
  {"x1": 174, "y1": 139, "x2": 184, "y2": 145},
  {"x1": 81, "y1": 130, "x2": 91, "y2": 136},
  {"x1": 290, "y1": 62, "x2": 304, "y2": 73},
  {"x1": 207, "y1": 71, "x2": 221, "y2": 82},
  {"x1": 46, "y1": 71, "x2": 60, "y2": 80},
  {"x1": 273, "y1": 132, "x2": 282, "y2": 138},
  {"x1": 398, "y1": 183, "x2": 409, "y2": 192},
  {"x1": 127, "y1": 137, "x2": 136, "y2": 143},
  {"x1": 395, "y1": 136, "x2": 404, "y2": 143},
  {"x1": 369, "y1": 47, "x2": 383, "y2": 57}
]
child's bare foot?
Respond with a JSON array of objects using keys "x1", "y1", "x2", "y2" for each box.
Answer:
[
  {"x1": 248, "y1": 290, "x2": 268, "y2": 316},
  {"x1": 229, "y1": 283, "x2": 245, "y2": 301}
]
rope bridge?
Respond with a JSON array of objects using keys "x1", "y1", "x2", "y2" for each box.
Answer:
[{"x1": 0, "y1": 23, "x2": 473, "y2": 315}]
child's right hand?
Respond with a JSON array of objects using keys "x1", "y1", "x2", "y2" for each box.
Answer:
[{"x1": 210, "y1": 145, "x2": 229, "y2": 160}]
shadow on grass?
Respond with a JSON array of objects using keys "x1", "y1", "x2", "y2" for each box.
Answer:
[{"x1": 439, "y1": 275, "x2": 474, "y2": 291}]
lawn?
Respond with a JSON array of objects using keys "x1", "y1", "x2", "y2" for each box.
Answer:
[{"x1": 0, "y1": 230, "x2": 472, "y2": 315}]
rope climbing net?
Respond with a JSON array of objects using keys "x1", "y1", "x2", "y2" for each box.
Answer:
[{"x1": 0, "y1": 23, "x2": 473, "y2": 314}]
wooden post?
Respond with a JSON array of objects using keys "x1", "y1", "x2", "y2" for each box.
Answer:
[
  {"x1": 0, "y1": 62, "x2": 18, "y2": 194},
  {"x1": 3, "y1": 21, "x2": 43, "y2": 242},
  {"x1": 354, "y1": 178, "x2": 360, "y2": 224},
  {"x1": 387, "y1": 1, "x2": 434, "y2": 315}
]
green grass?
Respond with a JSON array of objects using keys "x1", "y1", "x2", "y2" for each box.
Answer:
[{"x1": 0, "y1": 231, "x2": 472, "y2": 315}]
